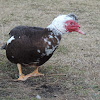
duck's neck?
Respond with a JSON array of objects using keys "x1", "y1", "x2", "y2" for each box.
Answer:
[
  {"x1": 47, "y1": 24, "x2": 62, "y2": 45},
  {"x1": 47, "y1": 24, "x2": 63, "y2": 36}
]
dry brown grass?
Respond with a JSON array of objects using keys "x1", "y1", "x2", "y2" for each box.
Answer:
[{"x1": 0, "y1": 0, "x2": 100, "y2": 100}]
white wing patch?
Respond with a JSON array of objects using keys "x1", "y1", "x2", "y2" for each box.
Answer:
[
  {"x1": 47, "y1": 45, "x2": 49, "y2": 48},
  {"x1": 48, "y1": 41, "x2": 51, "y2": 45},
  {"x1": 11, "y1": 56, "x2": 14, "y2": 58},
  {"x1": 45, "y1": 45, "x2": 58, "y2": 56},
  {"x1": 41, "y1": 53, "x2": 46, "y2": 57},
  {"x1": 7, "y1": 36, "x2": 15, "y2": 45},
  {"x1": 48, "y1": 35, "x2": 53, "y2": 39},
  {"x1": 44, "y1": 38, "x2": 48, "y2": 42},
  {"x1": 54, "y1": 36, "x2": 60, "y2": 44},
  {"x1": 37, "y1": 49, "x2": 41, "y2": 53}
]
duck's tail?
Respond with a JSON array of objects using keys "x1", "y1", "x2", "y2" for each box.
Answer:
[{"x1": 1, "y1": 44, "x2": 7, "y2": 50}]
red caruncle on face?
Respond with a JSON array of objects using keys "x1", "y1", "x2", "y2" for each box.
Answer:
[
  {"x1": 64, "y1": 20, "x2": 80, "y2": 32},
  {"x1": 64, "y1": 20, "x2": 86, "y2": 35}
]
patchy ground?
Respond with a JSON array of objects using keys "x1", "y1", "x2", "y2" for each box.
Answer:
[{"x1": 0, "y1": 0, "x2": 100, "y2": 100}]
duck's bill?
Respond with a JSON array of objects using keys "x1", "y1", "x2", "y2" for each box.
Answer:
[{"x1": 76, "y1": 30, "x2": 86, "y2": 35}]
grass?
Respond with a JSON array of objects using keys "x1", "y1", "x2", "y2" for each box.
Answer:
[
  {"x1": 0, "y1": 97, "x2": 39, "y2": 100},
  {"x1": 56, "y1": 45, "x2": 69, "y2": 54},
  {"x1": 0, "y1": 0, "x2": 100, "y2": 100}
]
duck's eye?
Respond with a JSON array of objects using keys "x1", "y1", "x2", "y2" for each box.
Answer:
[{"x1": 70, "y1": 22, "x2": 74, "y2": 25}]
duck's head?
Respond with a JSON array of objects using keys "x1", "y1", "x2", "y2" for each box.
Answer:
[{"x1": 51, "y1": 13, "x2": 85, "y2": 35}]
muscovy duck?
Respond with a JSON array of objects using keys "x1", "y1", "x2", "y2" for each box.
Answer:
[{"x1": 2, "y1": 13, "x2": 85, "y2": 81}]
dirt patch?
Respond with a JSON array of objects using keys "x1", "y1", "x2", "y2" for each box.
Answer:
[{"x1": 0, "y1": 60, "x2": 90, "y2": 100}]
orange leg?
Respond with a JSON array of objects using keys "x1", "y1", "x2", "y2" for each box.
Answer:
[
  {"x1": 17, "y1": 63, "x2": 26, "y2": 81},
  {"x1": 17, "y1": 64, "x2": 44, "y2": 81},
  {"x1": 25, "y1": 66, "x2": 44, "y2": 78}
]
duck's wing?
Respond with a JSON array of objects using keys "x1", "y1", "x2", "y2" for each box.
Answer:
[{"x1": 9, "y1": 26, "x2": 44, "y2": 38}]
